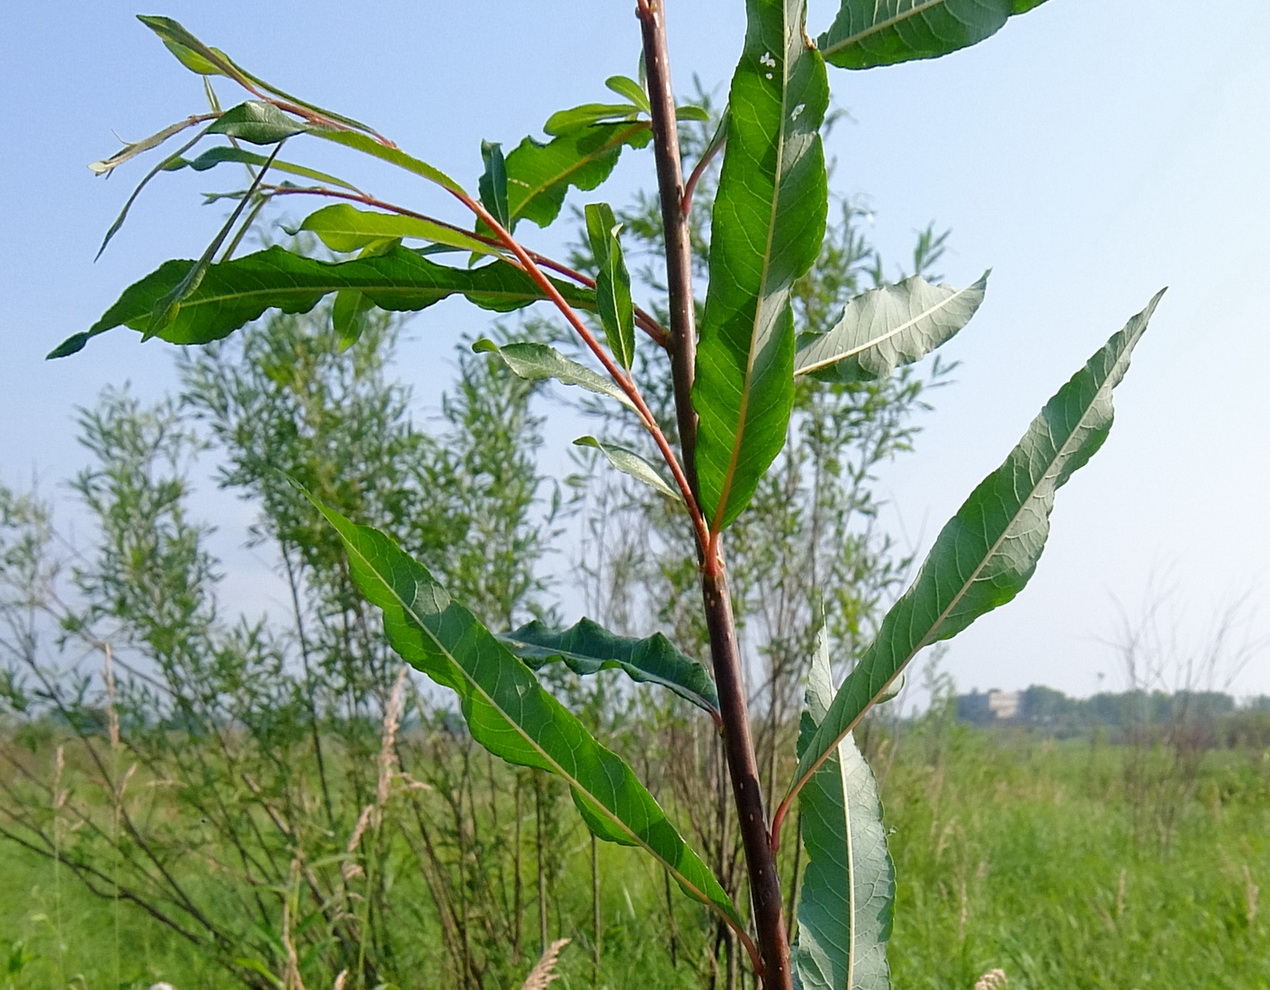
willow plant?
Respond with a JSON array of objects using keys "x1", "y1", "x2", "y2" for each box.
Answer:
[{"x1": 55, "y1": 4, "x2": 1162, "y2": 987}]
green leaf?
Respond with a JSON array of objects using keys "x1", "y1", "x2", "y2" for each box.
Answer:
[
  {"x1": 584, "y1": 203, "x2": 636, "y2": 369},
  {"x1": 331, "y1": 290, "x2": 373, "y2": 350},
  {"x1": 308, "y1": 499, "x2": 746, "y2": 935},
  {"x1": 295, "y1": 204, "x2": 496, "y2": 256},
  {"x1": 50, "y1": 246, "x2": 595, "y2": 358},
  {"x1": 605, "y1": 75, "x2": 652, "y2": 115},
  {"x1": 506, "y1": 122, "x2": 652, "y2": 229},
  {"x1": 544, "y1": 104, "x2": 641, "y2": 136},
  {"x1": 693, "y1": 0, "x2": 830, "y2": 532},
  {"x1": 794, "y1": 635, "x2": 894, "y2": 990},
  {"x1": 479, "y1": 140, "x2": 511, "y2": 230},
  {"x1": 574, "y1": 436, "x2": 682, "y2": 504},
  {"x1": 137, "y1": 16, "x2": 380, "y2": 136},
  {"x1": 314, "y1": 128, "x2": 465, "y2": 195},
  {"x1": 167, "y1": 146, "x2": 362, "y2": 192},
  {"x1": 208, "y1": 101, "x2": 311, "y2": 145},
  {"x1": 471, "y1": 339, "x2": 636, "y2": 412},
  {"x1": 817, "y1": 0, "x2": 1046, "y2": 70},
  {"x1": 499, "y1": 617, "x2": 718, "y2": 717},
  {"x1": 787, "y1": 291, "x2": 1164, "y2": 802},
  {"x1": 675, "y1": 104, "x2": 712, "y2": 123},
  {"x1": 795, "y1": 271, "x2": 988, "y2": 382}
]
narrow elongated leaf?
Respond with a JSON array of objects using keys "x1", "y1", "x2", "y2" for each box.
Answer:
[
  {"x1": 500, "y1": 617, "x2": 719, "y2": 717},
  {"x1": 574, "y1": 436, "x2": 682, "y2": 504},
  {"x1": 295, "y1": 204, "x2": 496, "y2": 257},
  {"x1": 506, "y1": 122, "x2": 652, "y2": 228},
  {"x1": 208, "y1": 101, "x2": 310, "y2": 145},
  {"x1": 693, "y1": 0, "x2": 830, "y2": 532},
  {"x1": 794, "y1": 637, "x2": 893, "y2": 990},
  {"x1": 167, "y1": 145, "x2": 362, "y2": 191},
  {"x1": 584, "y1": 203, "x2": 635, "y2": 369},
  {"x1": 471, "y1": 339, "x2": 635, "y2": 412},
  {"x1": 89, "y1": 116, "x2": 205, "y2": 175},
  {"x1": 50, "y1": 246, "x2": 594, "y2": 358},
  {"x1": 479, "y1": 140, "x2": 511, "y2": 230},
  {"x1": 544, "y1": 104, "x2": 640, "y2": 136},
  {"x1": 817, "y1": 0, "x2": 1047, "y2": 70},
  {"x1": 310, "y1": 501, "x2": 746, "y2": 934},
  {"x1": 795, "y1": 272, "x2": 988, "y2": 383},
  {"x1": 787, "y1": 291, "x2": 1163, "y2": 802},
  {"x1": 137, "y1": 16, "x2": 379, "y2": 136},
  {"x1": 315, "y1": 128, "x2": 465, "y2": 195}
]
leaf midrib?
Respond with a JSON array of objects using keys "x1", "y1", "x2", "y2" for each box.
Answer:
[
  {"x1": 795, "y1": 281, "x2": 976, "y2": 376},
  {"x1": 792, "y1": 354, "x2": 1121, "y2": 793},
  {"x1": 819, "y1": 0, "x2": 952, "y2": 59},
  {"x1": 341, "y1": 533, "x2": 740, "y2": 929},
  {"x1": 712, "y1": 19, "x2": 799, "y2": 532}
]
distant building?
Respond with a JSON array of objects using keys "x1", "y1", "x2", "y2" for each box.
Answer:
[{"x1": 956, "y1": 688, "x2": 1020, "y2": 724}]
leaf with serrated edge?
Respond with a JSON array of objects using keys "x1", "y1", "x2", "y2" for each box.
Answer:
[
  {"x1": 49, "y1": 246, "x2": 594, "y2": 358},
  {"x1": 308, "y1": 498, "x2": 746, "y2": 935},
  {"x1": 574, "y1": 436, "x2": 681, "y2": 504},
  {"x1": 786, "y1": 291, "x2": 1163, "y2": 808},
  {"x1": 795, "y1": 272, "x2": 987, "y2": 383},
  {"x1": 794, "y1": 633, "x2": 894, "y2": 990},
  {"x1": 500, "y1": 617, "x2": 718, "y2": 717},
  {"x1": 817, "y1": 0, "x2": 1045, "y2": 70},
  {"x1": 693, "y1": 0, "x2": 829, "y2": 532},
  {"x1": 472, "y1": 340, "x2": 635, "y2": 412},
  {"x1": 506, "y1": 123, "x2": 652, "y2": 229}
]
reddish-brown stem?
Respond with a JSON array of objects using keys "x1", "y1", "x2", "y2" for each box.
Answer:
[
  {"x1": 264, "y1": 184, "x2": 672, "y2": 348},
  {"x1": 451, "y1": 187, "x2": 710, "y2": 552},
  {"x1": 638, "y1": 3, "x2": 792, "y2": 989}
]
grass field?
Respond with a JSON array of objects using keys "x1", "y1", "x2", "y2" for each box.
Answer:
[{"x1": 2, "y1": 724, "x2": 1266, "y2": 989}]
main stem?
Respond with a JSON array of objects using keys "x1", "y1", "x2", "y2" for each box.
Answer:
[{"x1": 637, "y1": 3, "x2": 792, "y2": 987}]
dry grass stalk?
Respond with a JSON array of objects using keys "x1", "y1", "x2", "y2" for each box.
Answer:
[
  {"x1": 103, "y1": 642, "x2": 120, "y2": 750},
  {"x1": 973, "y1": 968, "x2": 1008, "y2": 989},
  {"x1": 519, "y1": 937, "x2": 570, "y2": 989},
  {"x1": 1245, "y1": 864, "x2": 1260, "y2": 926},
  {"x1": 376, "y1": 666, "x2": 408, "y2": 808}
]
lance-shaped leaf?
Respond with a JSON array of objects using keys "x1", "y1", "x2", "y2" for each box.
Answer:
[
  {"x1": 574, "y1": 437, "x2": 682, "y2": 504},
  {"x1": 785, "y1": 290, "x2": 1163, "y2": 812},
  {"x1": 545, "y1": 104, "x2": 642, "y2": 135},
  {"x1": 817, "y1": 0, "x2": 1049, "y2": 70},
  {"x1": 584, "y1": 203, "x2": 636, "y2": 369},
  {"x1": 471, "y1": 339, "x2": 636, "y2": 412},
  {"x1": 500, "y1": 617, "x2": 719, "y2": 718},
  {"x1": 794, "y1": 636, "x2": 894, "y2": 990},
  {"x1": 168, "y1": 146, "x2": 363, "y2": 192},
  {"x1": 795, "y1": 272, "x2": 988, "y2": 383},
  {"x1": 89, "y1": 116, "x2": 206, "y2": 175},
  {"x1": 309, "y1": 500, "x2": 747, "y2": 939},
  {"x1": 506, "y1": 122, "x2": 652, "y2": 229},
  {"x1": 50, "y1": 245, "x2": 595, "y2": 358},
  {"x1": 295, "y1": 204, "x2": 496, "y2": 257},
  {"x1": 693, "y1": 0, "x2": 830, "y2": 532}
]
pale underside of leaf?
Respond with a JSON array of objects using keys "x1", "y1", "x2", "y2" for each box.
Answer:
[
  {"x1": 795, "y1": 271, "x2": 987, "y2": 382},
  {"x1": 574, "y1": 436, "x2": 682, "y2": 504},
  {"x1": 794, "y1": 637, "x2": 893, "y2": 990},
  {"x1": 789, "y1": 290, "x2": 1163, "y2": 801},
  {"x1": 471, "y1": 340, "x2": 635, "y2": 413},
  {"x1": 308, "y1": 499, "x2": 747, "y2": 937}
]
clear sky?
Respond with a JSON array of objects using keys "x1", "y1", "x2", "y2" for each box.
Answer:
[{"x1": 3, "y1": 1, "x2": 1267, "y2": 702}]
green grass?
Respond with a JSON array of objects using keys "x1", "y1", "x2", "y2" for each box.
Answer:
[{"x1": 2, "y1": 727, "x2": 1266, "y2": 988}]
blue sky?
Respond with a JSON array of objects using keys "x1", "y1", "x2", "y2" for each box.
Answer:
[{"x1": 3, "y1": 1, "x2": 1268, "y2": 701}]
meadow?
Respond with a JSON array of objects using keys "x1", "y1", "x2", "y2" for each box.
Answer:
[{"x1": 3, "y1": 718, "x2": 1265, "y2": 990}]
